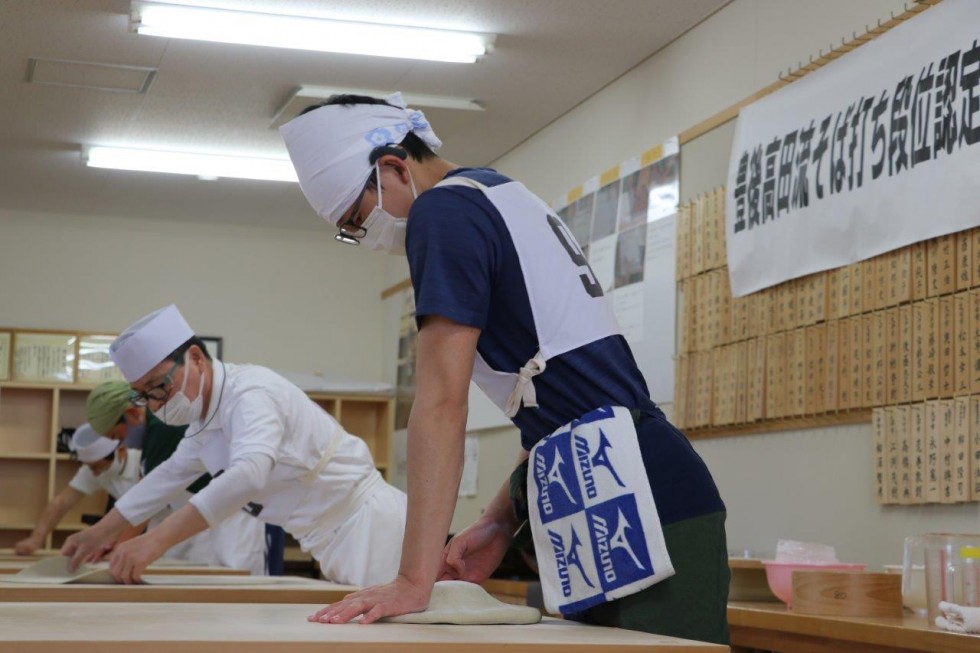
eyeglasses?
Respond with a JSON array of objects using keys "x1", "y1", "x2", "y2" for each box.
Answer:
[
  {"x1": 335, "y1": 170, "x2": 378, "y2": 246},
  {"x1": 129, "y1": 359, "x2": 181, "y2": 407}
]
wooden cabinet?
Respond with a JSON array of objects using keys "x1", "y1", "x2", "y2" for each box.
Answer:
[
  {"x1": 0, "y1": 383, "x2": 103, "y2": 550},
  {"x1": 0, "y1": 381, "x2": 393, "y2": 551}
]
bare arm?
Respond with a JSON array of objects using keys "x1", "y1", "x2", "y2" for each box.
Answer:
[
  {"x1": 15, "y1": 486, "x2": 84, "y2": 554},
  {"x1": 311, "y1": 315, "x2": 480, "y2": 624},
  {"x1": 61, "y1": 507, "x2": 131, "y2": 569},
  {"x1": 108, "y1": 503, "x2": 209, "y2": 583},
  {"x1": 113, "y1": 520, "x2": 149, "y2": 546},
  {"x1": 398, "y1": 315, "x2": 479, "y2": 588}
]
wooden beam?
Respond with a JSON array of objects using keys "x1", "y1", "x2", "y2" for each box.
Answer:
[
  {"x1": 679, "y1": 0, "x2": 938, "y2": 145},
  {"x1": 685, "y1": 410, "x2": 872, "y2": 441},
  {"x1": 381, "y1": 278, "x2": 412, "y2": 299}
]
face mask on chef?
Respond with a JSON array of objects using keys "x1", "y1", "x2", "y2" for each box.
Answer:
[
  {"x1": 335, "y1": 151, "x2": 417, "y2": 255},
  {"x1": 149, "y1": 356, "x2": 205, "y2": 426}
]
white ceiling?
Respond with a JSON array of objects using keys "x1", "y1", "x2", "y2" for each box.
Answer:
[{"x1": 0, "y1": 0, "x2": 727, "y2": 229}]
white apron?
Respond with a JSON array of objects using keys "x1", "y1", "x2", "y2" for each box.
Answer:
[
  {"x1": 196, "y1": 414, "x2": 403, "y2": 585},
  {"x1": 434, "y1": 176, "x2": 673, "y2": 613},
  {"x1": 435, "y1": 176, "x2": 621, "y2": 418}
]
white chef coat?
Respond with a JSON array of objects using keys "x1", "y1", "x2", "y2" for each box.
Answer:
[
  {"x1": 113, "y1": 360, "x2": 406, "y2": 586},
  {"x1": 69, "y1": 449, "x2": 142, "y2": 499}
]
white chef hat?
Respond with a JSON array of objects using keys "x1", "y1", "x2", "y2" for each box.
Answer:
[
  {"x1": 279, "y1": 92, "x2": 442, "y2": 226},
  {"x1": 109, "y1": 304, "x2": 194, "y2": 382},
  {"x1": 71, "y1": 423, "x2": 120, "y2": 463}
]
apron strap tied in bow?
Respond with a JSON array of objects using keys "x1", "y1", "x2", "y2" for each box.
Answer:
[{"x1": 504, "y1": 352, "x2": 546, "y2": 418}]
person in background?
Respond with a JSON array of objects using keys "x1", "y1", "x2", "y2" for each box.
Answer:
[
  {"x1": 86, "y1": 381, "x2": 268, "y2": 574},
  {"x1": 14, "y1": 425, "x2": 139, "y2": 555},
  {"x1": 278, "y1": 93, "x2": 729, "y2": 644},
  {"x1": 62, "y1": 304, "x2": 406, "y2": 586}
]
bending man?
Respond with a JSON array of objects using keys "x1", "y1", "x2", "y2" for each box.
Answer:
[{"x1": 63, "y1": 304, "x2": 406, "y2": 586}]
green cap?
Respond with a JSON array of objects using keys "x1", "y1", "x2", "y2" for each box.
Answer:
[{"x1": 86, "y1": 381, "x2": 132, "y2": 435}]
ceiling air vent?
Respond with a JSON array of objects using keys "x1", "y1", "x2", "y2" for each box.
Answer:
[{"x1": 27, "y1": 57, "x2": 156, "y2": 93}]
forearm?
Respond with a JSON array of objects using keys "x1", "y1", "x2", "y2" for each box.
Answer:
[
  {"x1": 399, "y1": 399, "x2": 467, "y2": 587},
  {"x1": 115, "y1": 520, "x2": 148, "y2": 544},
  {"x1": 29, "y1": 497, "x2": 75, "y2": 542},
  {"x1": 92, "y1": 508, "x2": 134, "y2": 539},
  {"x1": 398, "y1": 315, "x2": 481, "y2": 591},
  {"x1": 142, "y1": 503, "x2": 209, "y2": 554}
]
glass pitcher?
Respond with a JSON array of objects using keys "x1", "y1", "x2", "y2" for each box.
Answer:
[{"x1": 903, "y1": 533, "x2": 980, "y2": 627}]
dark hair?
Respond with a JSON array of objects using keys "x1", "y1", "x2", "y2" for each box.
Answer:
[
  {"x1": 299, "y1": 94, "x2": 437, "y2": 162},
  {"x1": 165, "y1": 336, "x2": 212, "y2": 363}
]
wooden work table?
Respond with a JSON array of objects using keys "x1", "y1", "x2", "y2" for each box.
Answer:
[
  {"x1": 0, "y1": 575, "x2": 522, "y2": 607},
  {"x1": 728, "y1": 601, "x2": 980, "y2": 653},
  {"x1": 0, "y1": 602, "x2": 729, "y2": 652},
  {"x1": 0, "y1": 575, "x2": 357, "y2": 611},
  {"x1": 0, "y1": 560, "x2": 249, "y2": 576},
  {"x1": 0, "y1": 549, "x2": 58, "y2": 562}
]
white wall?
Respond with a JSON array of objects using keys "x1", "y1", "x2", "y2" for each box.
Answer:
[
  {"x1": 0, "y1": 209, "x2": 389, "y2": 383},
  {"x1": 495, "y1": 0, "x2": 915, "y2": 204},
  {"x1": 468, "y1": 0, "x2": 980, "y2": 570}
]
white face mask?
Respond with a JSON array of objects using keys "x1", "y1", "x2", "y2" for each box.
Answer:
[
  {"x1": 357, "y1": 163, "x2": 417, "y2": 256},
  {"x1": 359, "y1": 208, "x2": 408, "y2": 255},
  {"x1": 152, "y1": 359, "x2": 205, "y2": 426}
]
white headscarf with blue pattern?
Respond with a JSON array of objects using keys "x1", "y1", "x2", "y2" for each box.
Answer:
[{"x1": 279, "y1": 92, "x2": 442, "y2": 226}]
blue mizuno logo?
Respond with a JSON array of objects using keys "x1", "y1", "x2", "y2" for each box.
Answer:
[
  {"x1": 592, "y1": 429, "x2": 625, "y2": 488},
  {"x1": 548, "y1": 526, "x2": 595, "y2": 597}
]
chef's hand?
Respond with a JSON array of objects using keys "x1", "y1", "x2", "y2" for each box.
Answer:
[
  {"x1": 61, "y1": 526, "x2": 115, "y2": 571},
  {"x1": 308, "y1": 575, "x2": 431, "y2": 625},
  {"x1": 439, "y1": 517, "x2": 512, "y2": 583},
  {"x1": 14, "y1": 535, "x2": 43, "y2": 556},
  {"x1": 108, "y1": 533, "x2": 165, "y2": 584}
]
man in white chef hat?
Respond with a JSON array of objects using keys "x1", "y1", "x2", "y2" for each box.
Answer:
[
  {"x1": 62, "y1": 304, "x2": 406, "y2": 586},
  {"x1": 72, "y1": 424, "x2": 125, "y2": 474},
  {"x1": 85, "y1": 381, "x2": 268, "y2": 575},
  {"x1": 16, "y1": 425, "x2": 137, "y2": 555}
]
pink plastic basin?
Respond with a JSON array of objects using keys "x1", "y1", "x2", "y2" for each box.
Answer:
[{"x1": 760, "y1": 560, "x2": 867, "y2": 606}]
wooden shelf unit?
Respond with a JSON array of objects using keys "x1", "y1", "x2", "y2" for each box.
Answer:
[
  {"x1": 0, "y1": 382, "x2": 90, "y2": 550},
  {"x1": 0, "y1": 381, "x2": 394, "y2": 552},
  {"x1": 307, "y1": 392, "x2": 393, "y2": 475}
]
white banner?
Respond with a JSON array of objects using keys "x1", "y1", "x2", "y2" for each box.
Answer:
[{"x1": 726, "y1": 0, "x2": 980, "y2": 297}]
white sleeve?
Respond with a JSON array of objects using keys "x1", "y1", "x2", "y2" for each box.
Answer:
[
  {"x1": 68, "y1": 466, "x2": 99, "y2": 496},
  {"x1": 113, "y1": 443, "x2": 208, "y2": 525},
  {"x1": 189, "y1": 452, "x2": 274, "y2": 526},
  {"x1": 226, "y1": 389, "x2": 285, "y2": 460}
]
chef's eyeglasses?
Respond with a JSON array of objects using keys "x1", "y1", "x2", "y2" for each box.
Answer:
[
  {"x1": 129, "y1": 358, "x2": 182, "y2": 406},
  {"x1": 335, "y1": 169, "x2": 378, "y2": 246},
  {"x1": 335, "y1": 145, "x2": 406, "y2": 246}
]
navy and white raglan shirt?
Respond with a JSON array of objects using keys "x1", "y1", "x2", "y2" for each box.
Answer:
[{"x1": 406, "y1": 167, "x2": 724, "y2": 527}]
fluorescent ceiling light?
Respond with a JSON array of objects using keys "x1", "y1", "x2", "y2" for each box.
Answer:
[
  {"x1": 297, "y1": 86, "x2": 484, "y2": 112},
  {"x1": 131, "y1": 2, "x2": 493, "y2": 63},
  {"x1": 84, "y1": 146, "x2": 298, "y2": 183}
]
